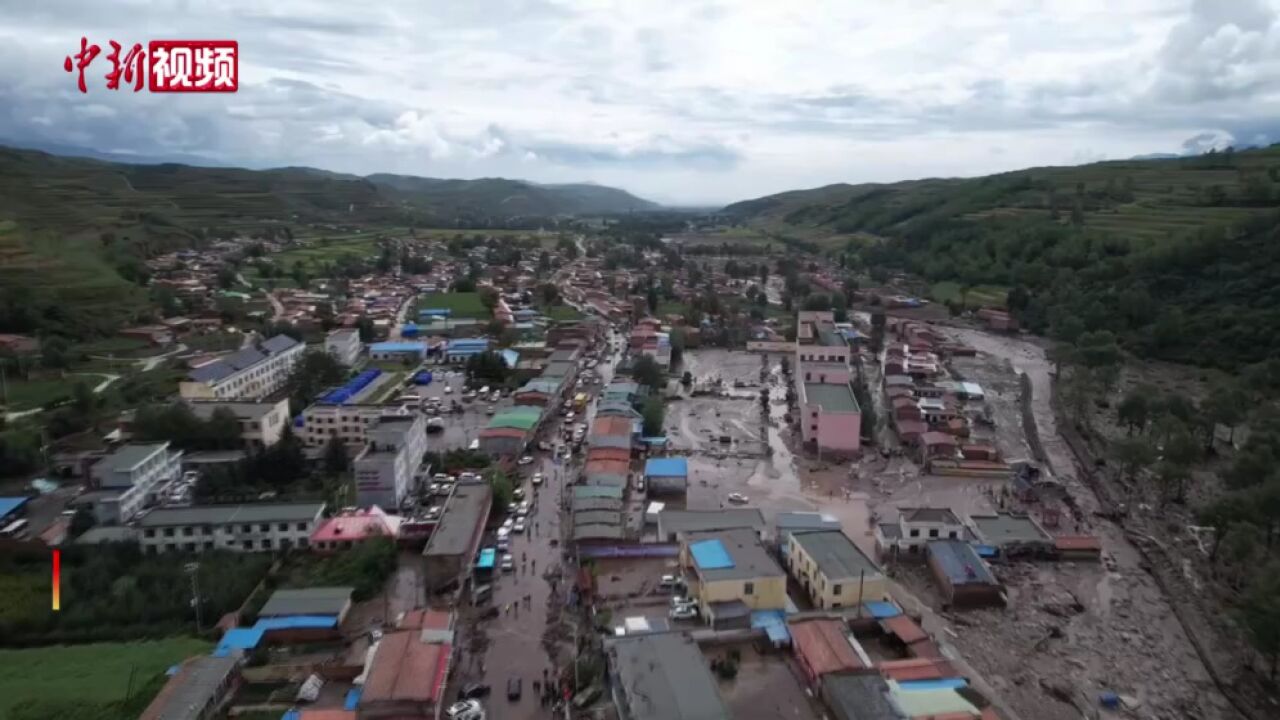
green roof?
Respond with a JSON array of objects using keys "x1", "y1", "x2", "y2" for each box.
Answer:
[
  {"x1": 804, "y1": 383, "x2": 861, "y2": 413},
  {"x1": 486, "y1": 406, "x2": 543, "y2": 430}
]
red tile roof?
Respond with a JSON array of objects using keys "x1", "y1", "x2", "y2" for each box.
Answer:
[
  {"x1": 882, "y1": 615, "x2": 928, "y2": 644},
  {"x1": 1054, "y1": 535, "x2": 1102, "y2": 552},
  {"x1": 362, "y1": 631, "x2": 451, "y2": 705},
  {"x1": 877, "y1": 657, "x2": 958, "y2": 681},
  {"x1": 789, "y1": 619, "x2": 865, "y2": 676}
]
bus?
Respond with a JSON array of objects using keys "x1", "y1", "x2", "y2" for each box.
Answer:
[{"x1": 1, "y1": 519, "x2": 29, "y2": 538}]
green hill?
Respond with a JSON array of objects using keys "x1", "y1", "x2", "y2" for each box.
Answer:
[
  {"x1": 366, "y1": 174, "x2": 657, "y2": 216},
  {"x1": 725, "y1": 148, "x2": 1280, "y2": 369}
]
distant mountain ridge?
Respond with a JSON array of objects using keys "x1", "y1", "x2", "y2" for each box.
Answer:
[{"x1": 365, "y1": 173, "x2": 656, "y2": 216}]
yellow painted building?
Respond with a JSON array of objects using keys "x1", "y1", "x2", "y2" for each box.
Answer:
[
  {"x1": 787, "y1": 530, "x2": 886, "y2": 609},
  {"x1": 682, "y1": 528, "x2": 787, "y2": 626}
]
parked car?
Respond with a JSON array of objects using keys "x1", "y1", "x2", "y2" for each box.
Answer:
[
  {"x1": 458, "y1": 683, "x2": 491, "y2": 700},
  {"x1": 507, "y1": 677, "x2": 522, "y2": 701},
  {"x1": 670, "y1": 594, "x2": 694, "y2": 608},
  {"x1": 658, "y1": 574, "x2": 683, "y2": 589},
  {"x1": 513, "y1": 519, "x2": 527, "y2": 534},
  {"x1": 501, "y1": 554, "x2": 515, "y2": 573},
  {"x1": 447, "y1": 700, "x2": 485, "y2": 720},
  {"x1": 670, "y1": 605, "x2": 698, "y2": 620},
  {"x1": 727, "y1": 492, "x2": 749, "y2": 504},
  {"x1": 512, "y1": 487, "x2": 525, "y2": 500},
  {"x1": 479, "y1": 605, "x2": 500, "y2": 621},
  {"x1": 517, "y1": 455, "x2": 535, "y2": 466},
  {"x1": 486, "y1": 405, "x2": 496, "y2": 415},
  {"x1": 537, "y1": 441, "x2": 552, "y2": 452},
  {"x1": 531, "y1": 472, "x2": 544, "y2": 486}
]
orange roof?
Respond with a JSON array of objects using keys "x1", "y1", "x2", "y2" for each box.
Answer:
[
  {"x1": 1054, "y1": 536, "x2": 1102, "y2": 552},
  {"x1": 877, "y1": 657, "x2": 957, "y2": 681},
  {"x1": 586, "y1": 447, "x2": 631, "y2": 463},
  {"x1": 585, "y1": 458, "x2": 630, "y2": 476},
  {"x1": 789, "y1": 619, "x2": 865, "y2": 676},
  {"x1": 592, "y1": 416, "x2": 633, "y2": 436},
  {"x1": 882, "y1": 615, "x2": 928, "y2": 644},
  {"x1": 362, "y1": 631, "x2": 451, "y2": 705},
  {"x1": 907, "y1": 638, "x2": 942, "y2": 659},
  {"x1": 398, "y1": 609, "x2": 453, "y2": 631}
]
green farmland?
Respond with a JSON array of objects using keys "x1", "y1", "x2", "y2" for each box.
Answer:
[{"x1": 416, "y1": 292, "x2": 489, "y2": 319}]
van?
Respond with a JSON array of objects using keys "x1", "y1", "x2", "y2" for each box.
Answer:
[{"x1": 468, "y1": 439, "x2": 480, "y2": 451}]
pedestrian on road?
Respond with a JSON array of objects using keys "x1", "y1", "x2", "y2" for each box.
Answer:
[{"x1": 531, "y1": 559, "x2": 536, "y2": 573}]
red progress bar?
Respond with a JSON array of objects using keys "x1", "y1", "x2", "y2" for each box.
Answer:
[{"x1": 52, "y1": 549, "x2": 61, "y2": 611}]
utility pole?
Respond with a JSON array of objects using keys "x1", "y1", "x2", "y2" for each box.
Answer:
[{"x1": 186, "y1": 562, "x2": 203, "y2": 634}]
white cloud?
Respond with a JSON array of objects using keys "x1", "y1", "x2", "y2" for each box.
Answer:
[{"x1": 1, "y1": 0, "x2": 1278, "y2": 204}]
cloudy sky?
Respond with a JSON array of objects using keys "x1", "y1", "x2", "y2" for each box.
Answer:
[{"x1": 2, "y1": 0, "x2": 1278, "y2": 205}]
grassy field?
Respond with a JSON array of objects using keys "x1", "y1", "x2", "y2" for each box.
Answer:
[
  {"x1": 273, "y1": 236, "x2": 380, "y2": 271},
  {"x1": 0, "y1": 638, "x2": 211, "y2": 715},
  {"x1": 417, "y1": 292, "x2": 488, "y2": 319},
  {"x1": 655, "y1": 301, "x2": 691, "y2": 318},
  {"x1": 929, "y1": 281, "x2": 1009, "y2": 309},
  {"x1": 0, "y1": 375, "x2": 74, "y2": 411},
  {"x1": 365, "y1": 372, "x2": 410, "y2": 403},
  {"x1": 544, "y1": 304, "x2": 584, "y2": 322},
  {"x1": 183, "y1": 331, "x2": 245, "y2": 352}
]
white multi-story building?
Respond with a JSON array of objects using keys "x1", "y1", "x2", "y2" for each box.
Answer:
[
  {"x1": 85, "y1": 442, "x2": 183, "y2": 524},
  {"x1": 136, "y1": 502, "x2": 326, "y2": 554},
  {"x1": 874, "y1": 507, "x2": 967, "y2": 560},
  {"x1": 179, "y1": 334, "x2": 304, "y2": 401},
  {"x1": 298, "y1": 402, "x2": 414, "y2": 447},
  {"x1": 353, "y1": 415, "x2": 428, "y2": 509},
  {"x1": 325, "y1": 328, "x2": 362, "y2": 367},
  {"x1": 187, "y1": 399, "x2": 291, "y2": 449}
]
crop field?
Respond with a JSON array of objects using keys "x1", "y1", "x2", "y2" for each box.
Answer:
[
  {"x1": 929, "y1": 281, "x2": 1009, "y2": 309},
  {"x1": 0, "y1": 638, "x2": 211, "y2": 715}
]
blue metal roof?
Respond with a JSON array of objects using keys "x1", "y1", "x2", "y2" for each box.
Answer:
[
  {"x1": 897, "y1": 678, "x2": 968, "y2": 691},
  {"x1": 212, "y1": 615, "x2": 339, "y2": 656},
  {"x1": 690, "y1": 539, "x2": 734, "y2": 570},
  {"x1": 862, "y1": 601, "x2": 902, "y2": 619},
  {"x1": 370, "y1": 341, "x2": 425, "y2": 352},
  {"x1": 476, "y1": 547, "x2": 496, "y2": 569},
  {"x1": 344, "y1": 687, "x2": 363, "y2": 710},
  {"x1": 644, "y1": 457, "x2": 688, "y2": 477},
  {"x1": 928, "y1": 540, "x2": 997, "y2": 585},
  {"x1": 447, "y1": 338, "x2": 490, "y2": 349},
  {"x1": 419, "y1": 308, "x2": 452, "y2": 317},
  {"x1": 0, "y1": 496, "x2": 30, "y2": 519},
  {"x1": 751, "y1": 610, "x2": 791, "y2": 644}
]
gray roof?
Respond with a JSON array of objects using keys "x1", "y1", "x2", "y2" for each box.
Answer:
[
  {"x1": 573, "y1": 523, "x2": 626, "y2": 541},
  {"x1": 792, "y1": 530, "x2": 881, "y2": 581},
  {"x1": 927, "y1": 540, "x2": 998, "y2": 586},
  {"x1": 804, "y1": 382, "x2": 861, "y2": 413},
  {"x1": 970, "y1": 512, "x2": 1052, "y2": 547},
  {"x1": 821, "y1": 673, "x2": 905, "y2": 720},
  {"x1": 877, "y1": 523, "x2": 902, "y2": 541},
  {"x1": 572, "y1": 496, "x2": 623, "y2": 512},
  {"x1": 187, "y1": 334, "x2": 298, "y2": 383},
  {"x1": 573, "y1": 510, "x2": 622, "y2": 526},
  {"x1": 140, "y1": 655, "x2": 240, "y2": 720},
  {"x1": 137, "y1": 503, "x2": 325, "y2": 527},
  {"x1": 423, "y1": 481, "x2": 491, "y2": 558},
  {"x1": 188, "y1": 401, "x2": 279, "y2": 421},
  {"x1": 543, "y1": 360, "x2": 576, "y2": 378},
  {"x1": 259, "y1": 586, "x2": 353, "y2": 617},
  {"x1": 94, "y1": 443, "x2": 168, "y2": 473},
  {"x1": 900, "y1": 507, "x2": 962, "y2": 525},
  {"x1": 610, "y1": 632, "x2": 730, "y2": 720},
  {"x1": 75, "y1": 526, "x2": 140, "y2": 544},
  {"x1": 659, "y1": 509, "x2": 765, "y2": 537},
  {"x1": 686, "y1": 527, "x2": 783, "y2": 582},
  {"x1": 775, "y1": 511, "x2": 842, "y2": 532}
]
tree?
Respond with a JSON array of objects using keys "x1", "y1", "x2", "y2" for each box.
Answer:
[
  {"x1": 356, "y1": 316, "x2": 376, "y2": 343},
  {"x1": 681, "y1": 370, "x2": 693, "y2": 387},
  {"x1": 646, "y1": 285, "x2": 659, "y2": 314},
  {"x1": 538, "y1": 251, "x2": 552, "y2": 274},
  {"x1": 487, "y1": 468, "x2": 514, "y2": 510},
  {"x1": 323, "y1": 435, "x2": 350, "y2": 475},
  {"x1": 1116, "y1": 388, "x2": 1152, "y2": 435},
  {"x1": 539, "y1": 282, "x2": 560, "y2": 306},
  {"x1": 1153, "y1": 460, "x2": 1190, "y2": 507},
  {"x1": 465, "y1": 350, "x2": 510, "y2": 384},
  {"x1": 216, "y1": 267, "x2": 237, "y2": 289},
  {"x1": 41, "y1": 337, "x2": 71, "y2": 370},
  {"x1": 1203, "y1": 382, "x2": 1248, "y2": 447},
  {"x1": 631, "y1": 355, "x2": 664, "y2": 393},
  {"x1": 869, "y1": 311, "x2": 886, "y2": 353},
  {"x1": 1238, "y1": 560, "x2": 1280, "y2": 680},
  {"x1": 286, "y1": 351, "x2": 347, "y2": 415},
  {"x1": 641, "y1": 396, "x2": 665, "y2": 436},
  {"x1": 479, "y1": 287, "x2": 499, "y2": 311},
  {"x1": 1111, "y1": 437, "x2": 1156, "y2": 488}
]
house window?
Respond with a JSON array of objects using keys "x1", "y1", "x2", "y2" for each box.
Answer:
[
  {"x1": 242, "y1": 524, "x2": 252, "y2": 533},
  {"x1": 278, "y1": 523, "x2": 289, "y2": 531},
  {"x1": 145, "y1": 529, "x2": 156, "y2": 538},
  {"x1": 948, "y1": 531, "x2": 958, "y2": 539},
  {"x1": 833, "y1": 584, "x2": 842, "y2": 596},
  {"x1": 182, "y1": 527, "x2": 193, "y2": 536},
  {"x1": 163, "y1": 528, "x2": 175, "y2": 537},
  {"x1": 744, "y1": 582, "x2": 755, "y2": 595},
  {"x1": 909, "y1": 529, "x2": 920, "y2": 538},
  {"x1": 262, "y1": 539, "x2": 272, "y2": 549},
  {"x1": 805, "y1": 372, "x2": 811, "y2": 381},
  {"x1": 928, "y1": 529, "x2": 939, "y2": 538},
  {"x1": 260, "y1": 523, "x2": 270, "y2": 532},
  {"x1": 241, "y1": 540, "x2": 253, "y2": 549}
]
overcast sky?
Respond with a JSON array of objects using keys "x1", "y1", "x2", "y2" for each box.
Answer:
[{"x1": 2, "y1": 0, "x2": 1278, "y2": 205}]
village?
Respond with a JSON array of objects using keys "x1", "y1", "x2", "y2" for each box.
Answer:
[{"x1": 0, "y1": 227, "x2": 1243, "y2": 720}]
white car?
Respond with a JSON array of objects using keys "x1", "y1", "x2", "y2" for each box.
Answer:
[
  {"x1": 502, "y1": 517, "x2": 515, "y2": 530},
  {"x1": 513, "y1": 519, "x2": 527, "y2": 534},
  {"x1": 670, "y1": 605, "x2": 698, "y2": 620},
  {"x1": 727, "y1": 493, "x2": 749, "y2": 504},
  {"x1": 531, "y1": 472, "x2": 544, "y2": 486},
  {"x1": 446, "y1": 699, "x2": 485, "y2": 720},
  {"x1": 501, "y1": 554, "x2": 515, "y2": 572},
  {"x1": 517, "y1": 455, "x2": 535, "y2": 466},
  {"x1": 444, "y1": 386, "x2": 453, "y2": 393}
]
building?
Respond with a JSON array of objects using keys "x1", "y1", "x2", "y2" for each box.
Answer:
[
  {"x1": 774, "y1": 512, "x2": 842, "y2": 554},
  {"x1": 643, "y1": 457, "x2": 689, "y2": 495},
  {"x1": 85, "y1": 442, "x2": 182, "y2": 524},
  {"x1": 969, "y1": 512, "x2": 1054, "y2": 557},
  {"x1": 799, "y1": 382, "x2": 862, "y2": 457},
  {"x1": 443, "y1": 337, "x2": 490, "y2": 364},
  {"x1": 353, "y1": 415, "x2": 428, "y2": 509},
  {"x1": 682, "y1": 527, "x2": 787, "y2": 627},
  {"x1": 796, "y1": 311, "x2": 851, "y2": 365},
  {"x1": 299, "y1": 402, "x2": 414, "y2": 448},
  {"x1": 422, "y1": 481, "x2": 492, "y2": 590},
  {"x1": 311, "y1": 506, "x2": 404, "y2": 551},
  {"x1": 368, "y1": 341, "x2": 427, "y2": 362},
  {"x1": 325, "y1": 328, "x2": 362, "y2": 366},
  {"x1": 926, "y1": 540, "x2": 1005, "y2": 608},
  {"x1": 259, "y1": 586, "x2": 354, "y2": 624},
  {"x1": 820, "y1": 673, "x2": 905, "y2": 720},
  {"x1": 180, "y1": 334, "x2": 304, "y2": 400},
  {"x1": 788, "y1": 618, "x2": 869, "y2": 686},
  {"x1": 188, "y1": 399, "x2": 291, "y2": 449},
  {"x1": 138, "y1": 655, "x2": 241, "y2": 720},
  {"x1": 0, "y1": 333, "x2": 39, "y2": 354},
  {"x1": 137, "y1": 502, "x2": 325, "y2": 554},
  {"x1": 656, "y1": 508, "x2": 766, "y2": 543},
  {"x1": 0, "y1": 496, "x2": 31, "y2": 524},
  {"x1": 788, "y1": 530, "x2": 886, "y2": 609},
  {"x1": 874, "y1": 507, "x2": 966, "y2": 561},
  {"x1": 359, "y1": 610, "x2": 454, "y2": 719},
  {"x1": 608, "y1": 633, "x2": 730, "y2": 720},
  {"x1": 478, "y1": 406, "x2": 543, "y2": 458}
]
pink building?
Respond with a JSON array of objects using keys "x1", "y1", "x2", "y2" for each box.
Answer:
[
  {"x1": 799, "y1": 381, "x2": 862, "y2": 457},
  {"x1": 310, "y1": 506, "x2": 402, "y2": 552}
]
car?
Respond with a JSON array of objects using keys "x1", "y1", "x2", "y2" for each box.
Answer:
[
  {"x1": 434, "y1": 473, "x2": 449, "y2": 482},
  {"x1": 447, "y1": 698, "x2": 485, "y2": 720},
  {"x1": 670, "y1": 594, "x2": 694, "y2": 608},
  {"x1": 506, "y1": 502, "x2": 518, "y2": 514},
  {"x1": 502, "y1": 517, "x2": 514, "y2": 530},
  {"x1": 517, "y1": 455, "x2": 535, "y2": 466},
  {"x1": 501, "y1": 554, "x2": 514, "y2": 572},
  {"x1": 486, "y1": 405, "x2": 496, "y2": 415},
  {"x1": 670, "y1": 605, "x2": 698, "y2": 620},
  {"x1": 513, "y1": 519, "x2": 527, "y2": 534},
  {"x1": 512, "y1": 487, "x2": 525, "y2": 500},
  {"x1": 531, "y1": 472, "x2": 544, "y2": 486},
  {"x1": 537, "y1": 441, "x2": 552, "y2": 452},
  {"x1": 444, "y1": 386, "x2": 453, "y2": 393},
  {"x1": 507, "y1": 677, "x2": 522, "y2": 701},
  {"x1": 565, "y1": 411, "x2": 576, "y2": 422},
  {"x1": 458, "y1": 683, "x2": 492, "y2": 700},
  {"x1": 727, "y1": 492, "x2": 749, "y2": 504},
  {"x1": 658, "y1": 574, "x2": 683, "y2": 589}
]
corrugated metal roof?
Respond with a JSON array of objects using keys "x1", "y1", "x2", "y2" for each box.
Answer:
[
  {"x1": 645, "y1": 457, "x2": 688, "y2": 477},
  {"x1": 259, "y1": 587, "x2": 353, "y2": 617},
  {"x1": 927, "y1": 540, "x2": 998, "y2": 586},
  {"x1": 789, "y1": 618, "x2": 865, "y2": 676},
  {"x1": 690, "y1": 539, "x2": 734, "y2": 569}
]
